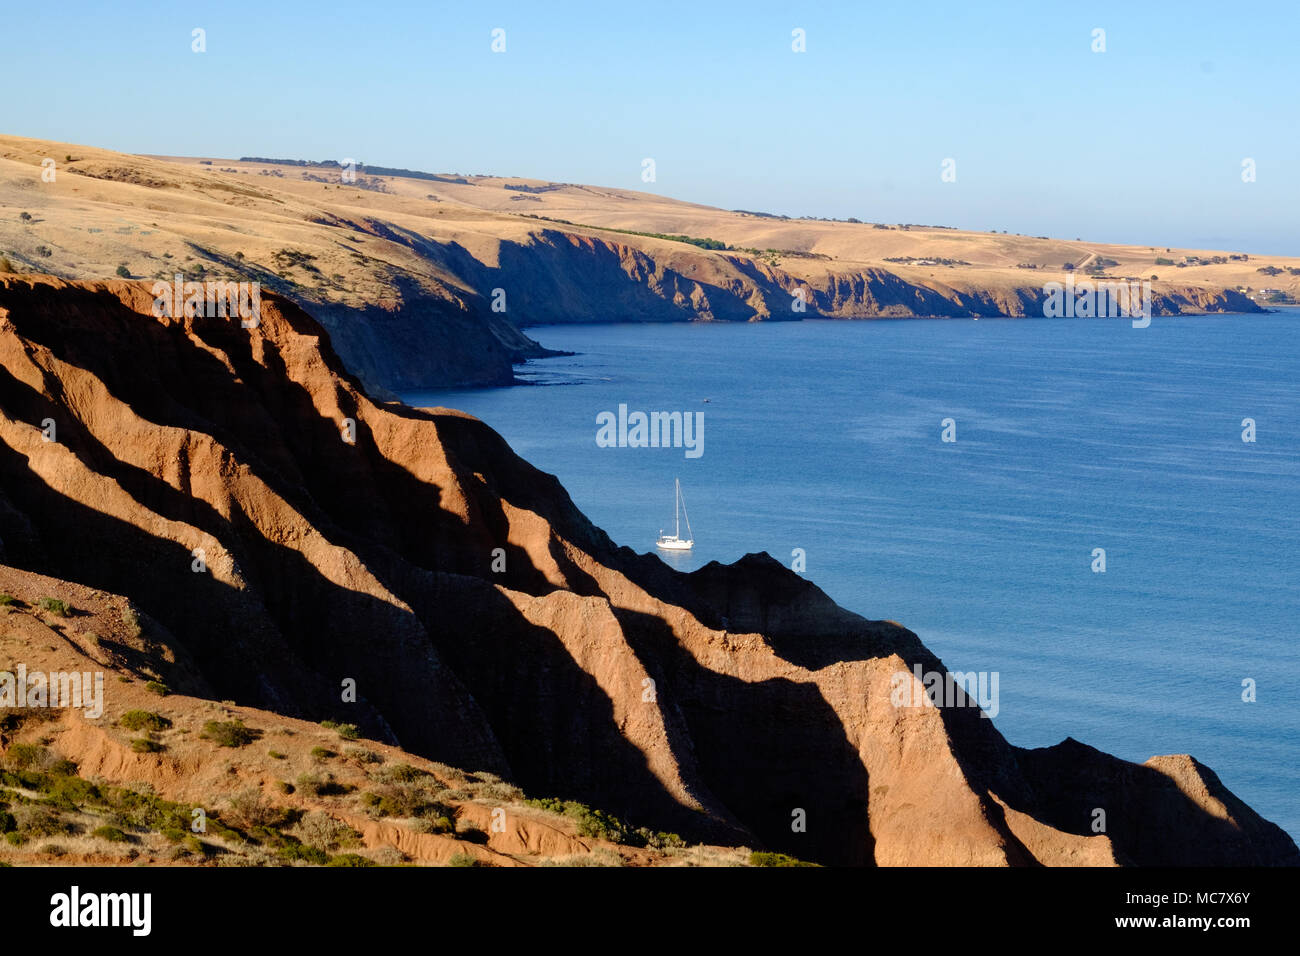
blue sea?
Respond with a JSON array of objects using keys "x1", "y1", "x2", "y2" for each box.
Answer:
[{"x1": 405, "y1": 310, "x2": 1300, "y2": 844}]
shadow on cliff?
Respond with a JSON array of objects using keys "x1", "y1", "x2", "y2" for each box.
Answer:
[
  {"x1": 0, "y1": 367, "x2": 504, "y2": 770},
  {"x1": 609, "y1": 604, "x2": 875, "y2": 866},
  {"x1": 1007, "y1": 738, "x2": 1300, "y2": 866}
]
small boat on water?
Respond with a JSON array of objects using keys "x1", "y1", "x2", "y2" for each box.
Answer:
[{"x1": 656, "y1": 478, "x2": 694, "y2": 551}]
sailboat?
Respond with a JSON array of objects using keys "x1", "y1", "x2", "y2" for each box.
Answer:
[{"x1": 656, "y1": 478, "x2": 694, "y2": 551}]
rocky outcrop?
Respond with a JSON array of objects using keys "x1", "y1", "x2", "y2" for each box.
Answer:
[{"x1": 0, "y1": 274, "x2": 1293, "y2": 866}]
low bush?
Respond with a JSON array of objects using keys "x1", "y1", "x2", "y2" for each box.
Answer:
[
  {"x1": 749, "y1": 851, "x2": 818, "y2": 867},
  {"x1": 37, "y1": 597, "x2": 70, "y2": 617},
  {"x1": 201, "y1": 720, "x2": 261, "y2": 748},
  {"x1": 119, "y1": 710, "x2": 171, "y2": 733},
  {"x1": 320, "y1": 720, "x2": 360, "y2": 740}
]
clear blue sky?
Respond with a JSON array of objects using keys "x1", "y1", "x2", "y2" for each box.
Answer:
[{"x1": 5, "y1": 1, "x2": 1297, "y2": 253}]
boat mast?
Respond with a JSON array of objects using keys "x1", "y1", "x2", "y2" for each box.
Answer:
[
  {"x1": 679, "y1": 480, "x2": 692, "y2": 541},
  {"x1": 674, "y1": 478, "x2": 680, "y2": 538}
]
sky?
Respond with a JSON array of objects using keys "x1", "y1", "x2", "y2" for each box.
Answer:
[{"x1": 4, "y1": 0, "x2": 1297, "y2": 254}]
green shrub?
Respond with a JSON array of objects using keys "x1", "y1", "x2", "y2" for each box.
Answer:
[
  {"x1": 3, "y1": 743, "x2": 49, "y2": 770},
  {"x1": 413, "y1": 815, "x2": 454, "y2": 834},
  {"x1": 268, "y1": 750, "x2": 286, "y2": 760},
  {"x1": 447, "y1": 853, "x2": 487, "y2": 867},
  {"x1": 201, "y1": 720, "x2": 260, "y2": 748},
  {"x1": 0, "y1": 594, "x2": 15, "y2": 605},
  {"x1": 143, "y1": 681, "x2": 168, "y2": 696},
  {"x1": 310, "y1": 747, "x2": 335, "y2": 760},
  {"x1": 377, "y1": 763, "x2": 428, "y2": 784},
  {"x1": 637, "y1": 828, "x2": 686, "y2": 850},
  {"x1": 276, "y1": 840, "x2": 328, "y2": 865},
  {"x1": 523, "y1": 797, "x2": 633, "y2": 844},
  {"x1": 224, "y1": 787, "x2": 293, "y2": 831},
  {"x1": 749, "y1": 851, "x2": 818, "y2": 867},
  {"x1": 360, "y1": 787, "x2": 449, "y2": 820},
  {"x1": 38, "y1": 597, "x2": 70, "y2": 617},
  {"x1": 325, "y1": 853, "x2": 375, "y2": 867},
  {"x1": 320, "y1": 720, "x2": 360, "y2": 740},
  {"x1": 183, "y1": 835, "x2": 212, "y2": 857},
  {"x1": 0, "y1": 811, "x2": 15, "y2": 833},
  {"x1": 294, "y1": 812, "x2": 360, "y2": 854},
  {"x1": 120, "y1": 710, "x2": 171, "y2": 733},
  {"x1": 93, "y1": 825, "x2": 128, "y2": 843},
  {"x1": 294, "y1": 773, "x2": 351, "y2": 798},
  {"x1": 115, "y1": 264, "x2": 130, "y2": 278},
  {"x1": 4, "y1": 831, "x2": 24, "y2": 846},
  {"x1": 15, "y1": 805, "x2": 72, "y2": 837},
  {"x1": 130, "y1": 739, "x2": 163, "y2": 753},
  {"x1": 121, "y1": 606, "x2": 143, "y2": 639}
]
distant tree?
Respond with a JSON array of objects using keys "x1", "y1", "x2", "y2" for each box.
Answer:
[
  {"x1": 19, "y1": 212, "x2": 32, "y2": 222},
  {"x1": 115, "y1": 264, "x2": 130, "y2": 278}
]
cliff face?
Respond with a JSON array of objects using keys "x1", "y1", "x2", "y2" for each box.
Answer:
[
  {"x1": 0, "y1": 274, "x2": 1294, "y2": 866},
  {"x1": 401, "y1": 229, "x2": 1264, "y2": 330},
  {"x1": 290, "y1": 233, "x2": 1264, "y2": 390},
  {"x1": 0, "y1": 136, "x2": 1272, "y2": 393}
]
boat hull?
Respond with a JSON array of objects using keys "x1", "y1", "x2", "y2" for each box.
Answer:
[{"x1": 656, "y1": 538, "x2": 693, "y2": 551}]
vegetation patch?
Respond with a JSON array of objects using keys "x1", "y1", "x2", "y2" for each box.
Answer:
[
  {"x1": 320, "y1": 720, "x2": 360, "y2": 740},
  {"x1": 201, "y1": 720, "x2": 261, "y2": 748},
  {"x1": 119, "y1": 710, "x2": 172, "y2": 733},
  {"x1": 749, "y1": 851, "x2": 819, "y2": 867},
  {"x1": 37, "y1": 597, "x2": 71, "y2": 617}
]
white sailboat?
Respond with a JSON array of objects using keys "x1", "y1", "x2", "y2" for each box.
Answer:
[{"x1": 656, "y1": 478, "x2": 694, "y2": 551}]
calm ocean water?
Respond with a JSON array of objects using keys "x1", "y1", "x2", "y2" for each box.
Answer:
[{"x1": 406, "y1": 311, "x2": 1300, "y2": 844}]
